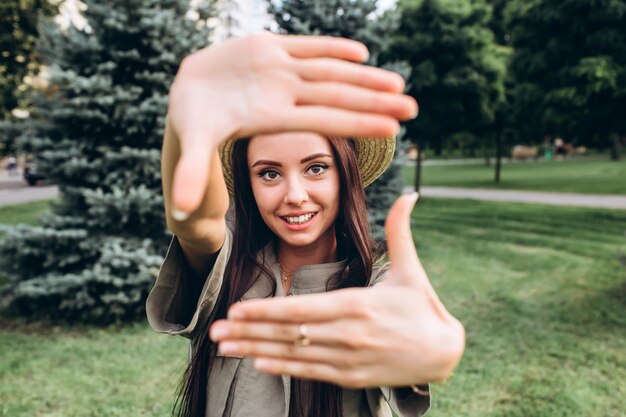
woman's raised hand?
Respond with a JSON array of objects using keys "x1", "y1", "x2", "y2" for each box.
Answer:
[
  {"x1": 168, "y1": 32, "x2": 418, "y2": 215},
  {"x1": 209, "y1": 193, "x2": 465, "y2": 387}
]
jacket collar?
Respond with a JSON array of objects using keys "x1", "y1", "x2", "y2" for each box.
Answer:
[{"x1": 241, "y1": 239, "x2": 347, "y2": 300}]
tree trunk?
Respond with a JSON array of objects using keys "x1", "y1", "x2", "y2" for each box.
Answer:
[
  {"x1": 484, "y1": 144, "x2": 491, "y2": 166},
  {"x1": 414, "y1": 146, "x2": 422, "y2": 192},
  {"x1": 494, "y1": 131, "x2": 502, "y2": 183},
  {"x1": 434, "y1": 140, "x2": 442, "y2": 157},
  {"x1": 610, "y1": 133, "x2": 622, "y2": 161}
]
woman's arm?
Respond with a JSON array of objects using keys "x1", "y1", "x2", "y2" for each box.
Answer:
[{"x1": 161, "y1": 115, "x2": 229, "y2": 278}]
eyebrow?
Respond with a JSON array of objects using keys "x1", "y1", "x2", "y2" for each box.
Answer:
[{"x1": 251, "y1": 153, "x2": 332, "y2": 168}]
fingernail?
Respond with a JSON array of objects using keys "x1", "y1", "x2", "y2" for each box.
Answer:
[
  {"x1": 171, "y1": 208, "x2": 189, "y2": 221},
  {"x1": 210, "y1": 326, "x2": 229, "y2": 341},
  {"x1": 254, "y1": 358, "x2": 273, "y2": 370},
  {"x1": 218, "y1": 342, "x2": 239, "y2": 355},
  {"x1": 403, "y1": 191, "x2": 419, "y2": 204},
  {"x1": 227, "y1": 308, "x2": 245, "y2": 320},
  {"x1": 411, "y1": 107, "x2": 419, "y2": 119}
]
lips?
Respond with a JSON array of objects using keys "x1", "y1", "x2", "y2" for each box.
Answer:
[
  {"x1": 283, "y1": 213, "x2": 315, "y2": 224},
  {"x1": 279, "y1": 212, "x2": 318, "y2": 228}
]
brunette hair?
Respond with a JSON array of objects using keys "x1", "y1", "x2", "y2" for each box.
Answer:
[{"x1": 173, "y1": 137, "x2": 374, "y2": 417}]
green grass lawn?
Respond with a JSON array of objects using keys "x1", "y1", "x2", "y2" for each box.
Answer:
[
  {"x1": 413, "y1": 199, "x2": 626, "y2": 417},
  {"x1": 0, "y1": 200, "x2": 54, "y2": 226},
  {"x1": 0, "y1": 321, "x2": 187, "y2": 417},
  {"x1": 403, "y1": 156, "x2": 626, "y2": 195},
  {"x1": 1, "y1": 198, "x2": 625, "y2": 416}
]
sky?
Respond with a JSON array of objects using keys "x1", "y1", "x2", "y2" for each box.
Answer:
[{"x1": 378, "y1": 0, "x2": 398, "y2": 13}]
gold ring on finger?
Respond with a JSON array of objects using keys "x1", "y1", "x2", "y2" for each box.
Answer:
[{"x1": 296, "y1": 323, "x2": 310, "y2": 346}]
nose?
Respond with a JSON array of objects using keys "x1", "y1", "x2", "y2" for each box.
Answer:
[{"x1": 283, "y1": 176, "x2": 308, "y2": 206}]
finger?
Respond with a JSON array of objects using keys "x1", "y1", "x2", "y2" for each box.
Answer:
[
  {"x1": 210, "y1": 320, "x2": 301, "y2": 343},
  {"x1": 294, "y1": 59, "x2": 405, "y2": 93},
  {"x1": 211, "y1": 319, "x2": 362, "y2": 347},
  {"x1": 217, "y1": 340, "x2": 353, "y2": 367},
  {"x1": 279, "y1": 35, "x2": 369, "y2": 62},
  {"x1": 296, "y1": 82, "x2": 417, "y2": 120},
  {"x1": 254, "y1": 358, "x2": 371, "y2": 388},
  {"x1": 227, "y1": 288, "x2": 369, "y2": 323},
  {"x1": 283, "y1": 107, "x2": 400, "y2": 138},
  {"x1": 167, "y1": 81, "x2": 231, "y2": 214},
  {"x1": 382, "y1": 198, "x2": 460, "y2": 326},
  {"x1": 254, "y1": 358, "x2": 343, "y2": 383},
  {"x1": 384, "y1": 193, "x2": 427, "y2": 285},
  {"x1": 383, "y1": 194, "x2": 447, "y2": 312}
]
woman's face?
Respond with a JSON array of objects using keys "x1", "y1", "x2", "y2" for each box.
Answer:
[{"x1": 247, "y1": 132, "x2": 340, "y2": 250}]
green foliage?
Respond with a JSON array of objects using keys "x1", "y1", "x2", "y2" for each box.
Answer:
[
  {"x1": 0, "y1": 0, "x2": 212, "y2": 323},
  {"x1": 387, "y1": 0, "x2": 509, "y2": 156},
  {"x1": 0, "y1": 0, "x2": 58, "y2": 116},
  {"x1": 0, "y1": 0, "x2": 58, "y2": 156},
  {"x1": 0, "y1": 201, "x2": 54, "y2": 286},
  {"x1": 485, "y1": 0, "x2": 511, "y2": 46},
  {"x1": 271, "y1": 0, "x2": 398, "y2": 66},
  {"x1": 270, "y1": 0, "x2": 407, "y2": 240},
  {"x1": 507, "y1": 0, "x2": 626, "y2": 149}
]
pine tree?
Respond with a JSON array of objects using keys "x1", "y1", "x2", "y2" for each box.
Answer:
[
  {"x1": 0, "y1": 0, "x2": 212, "y2": 323},
  {"x1": 270, "y1": 0, "x2": 408, "y2": 241}
]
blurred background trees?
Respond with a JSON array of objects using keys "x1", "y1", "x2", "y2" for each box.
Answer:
[
  {"x1": 0, "y1": 0, "x2": 625, "y2": 323},
  {"x1": 507, "y1": 0, "x2": 626, "y2": 161},
  {"x1": 0, "y1": 0, "x2": 59, "y2": 157},
  {"x1": 385, "y1": 0, "x2": 509, "y2": 187},
  {"x1": 0, "y1": 0, "x2": 211, "y2": 323},
  {"x1": 387, "y1": 0, "x2": 508, "y2": 157}
]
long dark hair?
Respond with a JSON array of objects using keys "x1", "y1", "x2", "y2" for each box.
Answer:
[{"x1": 173, "y1": 137, "x2": 375, "y2": 417}]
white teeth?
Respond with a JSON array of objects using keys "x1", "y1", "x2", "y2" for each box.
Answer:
[{"x1": 285, "y1": 213, "x2": 314, "y2": 224}]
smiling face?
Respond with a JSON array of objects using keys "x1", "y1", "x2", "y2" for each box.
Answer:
[{"x1": 247, "y1": 132, "x2": 340, "y2": 251}]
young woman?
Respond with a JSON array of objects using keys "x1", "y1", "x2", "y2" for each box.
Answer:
[{"x1": 147, "y1": 33, "x2": 464, "y2": 417}]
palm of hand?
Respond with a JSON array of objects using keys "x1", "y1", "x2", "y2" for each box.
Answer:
[
  {"x1": 170, "y1": 35, "x2": 298, "y2": 142},
  {"x1": 170, "y1": 33, "x2": 410, "y2": 142}
]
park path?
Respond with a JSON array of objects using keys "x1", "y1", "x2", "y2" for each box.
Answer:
[
  {"x1": 1, "y1": 172, "x2": 624, "y2": 210},
  {"x1": 406, "y1": 186, "x2": 626, "y2": 210},
  {"x1": 0, "y1": 172, "x2": 58, "y2": 207}
]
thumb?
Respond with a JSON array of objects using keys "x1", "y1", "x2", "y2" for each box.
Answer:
[
  {"x1": 171, "y1": 135, "x2": 213, "y2": 217},
  {"x1": 383, "y1": 193, "x2": 457, "y2": 323},
  {"x1": 384, "y1": 192, "x2": 428, "y2": 288}
]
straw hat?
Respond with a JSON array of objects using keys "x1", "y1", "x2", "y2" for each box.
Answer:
[{"x1": 218, "y1": 136, "x2": 396, "y2": 195}]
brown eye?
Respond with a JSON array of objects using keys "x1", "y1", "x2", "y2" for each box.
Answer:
[
  {"x1": 258, "y1": 169, "x2": 281, "y2": 182},
  {"x1": 307, "y1": 163, "x2": 329, "y2": 176}
]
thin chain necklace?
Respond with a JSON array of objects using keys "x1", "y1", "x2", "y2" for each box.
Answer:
[{"x1": 279, "y1": 265, "x2": 293, "y2": 287}]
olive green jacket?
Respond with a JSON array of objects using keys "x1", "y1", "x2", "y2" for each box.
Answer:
[{"x1": 147, "y1": 228, "x2": 430, "y2": 417}]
